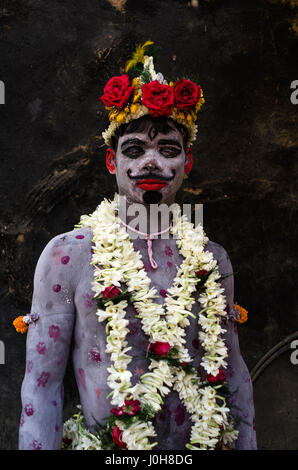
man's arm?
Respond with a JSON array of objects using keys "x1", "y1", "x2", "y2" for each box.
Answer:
[
  {"x1": 216, "y1": 243, "x2": 257, "y2": 450},
  {"x1": 19, "y1": 234, "x2": 77, "y2": 450}
]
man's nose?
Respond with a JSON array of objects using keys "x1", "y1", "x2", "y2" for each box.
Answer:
[{"x1": 142, "y1": 156, "x2": 162, "y2": 173}]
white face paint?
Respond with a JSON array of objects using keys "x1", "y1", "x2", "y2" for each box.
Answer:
[{"x1": 114, "y1": 120, "x2": 187, "y2": 206}]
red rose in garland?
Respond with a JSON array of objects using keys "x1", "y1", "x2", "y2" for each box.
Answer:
[
  {"x1": 141, "y1": 81, "x2": 174, "y2": 116},
  {"x1": 100, "y1": 75, "x2": 134, "y2": 109},
  {"x1": 173, "y1": 79, "x2": 201, "y2": 110},
  {"x1": 102, "y1": 285, "x2": 121, "y2": 299},
  {"x1": 206, "y1": 369, "x2": 226, "y2": 383},
  {"x1": 112, "y1": 426, "x2": 127, "y2": 448},
  {"x1": 149, "y1": 341, "x2": 171, "y2": 356},
  {"x1": 195, "y1": 269, "x2": 208, "y2": 278},
  {"x1": 111, "y1": 399, "x2": 141, "y2": 417}
]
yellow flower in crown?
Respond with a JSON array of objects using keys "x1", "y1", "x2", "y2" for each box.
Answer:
[
  {"x1": 99, "y1": 41, "x2": 205, "y2": 147},
  {"x1": 125, "y1": 40, "x2": 154, "y2": 72}
]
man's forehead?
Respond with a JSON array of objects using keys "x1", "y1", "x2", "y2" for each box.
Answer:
[{"x1": 118, "y1": 126, "x2": 184, "y2": 145}]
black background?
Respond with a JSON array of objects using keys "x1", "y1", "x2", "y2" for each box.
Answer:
[{"x1": 0, "y1": 0, "x2": 297, "y2": 450}]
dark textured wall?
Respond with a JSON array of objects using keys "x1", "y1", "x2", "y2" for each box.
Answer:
[{"x1": 0, "y1": 0, "x2": 297, "y2": 450}]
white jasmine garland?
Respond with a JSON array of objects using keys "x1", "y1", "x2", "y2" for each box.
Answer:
[{"x1": 64, "y1": 194, "x2": 239, "y2": 450}]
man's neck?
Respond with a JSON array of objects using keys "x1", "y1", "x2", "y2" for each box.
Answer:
[{"x1": 118, "y1": 194, "x2": 174, "y2": 237}]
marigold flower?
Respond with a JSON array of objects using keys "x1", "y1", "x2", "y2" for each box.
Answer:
[
  {"x1": 234, "y1": 304, "x2": 248, "y2": 324},
  {"x1": 13, "y1": 316, "x2": 28, "y2": 334}
]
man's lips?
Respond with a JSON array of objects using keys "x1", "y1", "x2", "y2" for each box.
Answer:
[{"x1": 136, "y1": 179, "x2": 168, "y2": 191}]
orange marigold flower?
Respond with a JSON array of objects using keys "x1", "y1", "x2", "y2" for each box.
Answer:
[
  {"x1": 13, "y1": 316, "x2": 28, "y2": 334},
  {"x1": 234, "y1": 304, "x2": 248, "y2": 324}
]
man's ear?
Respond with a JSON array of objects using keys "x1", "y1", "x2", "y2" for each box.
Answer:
[
  {"x1": 106, "y1": 148, "x2": 116, "y2": 174},
  {"x1": 184, "y1": 147, "x2": 193, "y2": 174}
]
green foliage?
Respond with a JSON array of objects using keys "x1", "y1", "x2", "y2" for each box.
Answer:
[
  {"x1": 93, "y1": 290, "x2": 132, "y2": 310},
  {"x1": 139, "y1": 65, "x2": 152, "y2": 84}
]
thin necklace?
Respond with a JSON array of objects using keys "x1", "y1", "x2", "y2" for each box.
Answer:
[{"x1": 118, "y1": 217, "x2": 172, "y2": 269}]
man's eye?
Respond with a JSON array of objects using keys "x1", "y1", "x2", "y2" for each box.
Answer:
[
  {"x1": 159, "y1": 147, "x2": 180, "y2": 158},
  {"x1": 122, "y1": 146, "x2": 144, "y2": 158}
]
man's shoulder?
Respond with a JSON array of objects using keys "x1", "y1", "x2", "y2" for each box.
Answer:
[
  {"x1": 50, "y1": 226, "x2": 93, "y2": 247},
  {"x1": 205, "y1": 239, "x2": 228, "y2": 258},
  {"x1": 39, "y1": 226, "x2": 93, "y2": 263},
  {"x1": 205, "y1": 239, "x2": 232, "y2": 271}
]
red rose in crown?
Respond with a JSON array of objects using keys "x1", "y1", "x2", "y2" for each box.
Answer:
[
  {"x1": 100, "y1": 75, "x2": 134, "y2": 109},
  {"x1": 141, "y1": 81, "x2": 174, "y2": 117},
  {"x1": 174, "y1": 79, "x2": 202, "y2": 110}
]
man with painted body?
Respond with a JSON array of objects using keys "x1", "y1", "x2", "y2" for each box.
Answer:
[{"x1": 19, "y1": 116, "x2": 257, "y2": 450}]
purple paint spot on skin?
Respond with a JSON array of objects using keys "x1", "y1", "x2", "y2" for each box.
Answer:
[
  {"x1": 226, "y1": 365, "x2": 235, "y2": 379},
  {"x1": 31, "y1": 440, "x2": 42, "y2": 450},
  {"x1": 192, "y1": 338, "x2": 199, "y2": 350},
  {"x1": 165, "y1": 246, "x2": 173, "y2": 257},
  {"x1": 242, "y1": 411, "x2": 249, "y2": 419},
  {"x1": 52, "y1": 284, "x2": 61, "y2": 293},
  {"x1": 36, "y1": 342, "x2": 47, "y2": 355},
  {"x1": 243, "y1": 371, "x2": 251, "y2": 383},
  {"x1": 48, "y1": 324, "x2": 60, "y2": 342},
  {"x1": 160, "y1": 289, "x2": 168, "y2": 298},
  {"x1": 37, "y1": 371, "x2": 50, "y2": 387},
  {"x1": 158, "y1": 404, "x2": 171, "y2": 422},
  {"x1": 167, "y1": 261, "x2": 173, "y2": 268},
  {"x1": 24, "y1": 403, "x2": 34, "y2": 416},
  {"x1": 76, "y1": 234, "x2": 85, "y2": 239},
  {"x1": 83, "y1": 293, "x2": 95, "y2": 309},
  {"x1": 78, "y1": 368, "x2": 86, "y2": 390},
  {"x1": 52, "y1": 247, "x2": 63, "y2": 265},
  {"x1": 56, "y1": 355, "x2": 64, "y2": 366},
  {"x1": 88, "y1": 348, "x2": 101, "y2": 363},
  {"x1": 174, "y1": 404, "x2": 185, "y2": 426},
  {"x1": 20, "y1": 413, "x2": 24, "y2": 427},
  {"x1": 27, "y1": 360, "x2": 33, "y2": 373},
  {"x1": 61, "y1": 256, "x2": 70, "y2": 265},
  {"x1": 143, "y1": 262, "x2": 151, "y2": 273},
  {"x1": 233, "y1": 322, "x2": 238, "y2": 334},
  {"x1": 55, "y1": 425, "x2": 59, "y2": 432},
  {"x1": 52, "y1": 401, "x2": 57, "y2": 406},
  {"x1": 128, "y1": 321, "x2": 139, "y2": 336}
]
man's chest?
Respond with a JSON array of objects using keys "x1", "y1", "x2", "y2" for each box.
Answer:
[{"x1": 73, "y1": 236, "x2": 205, "y2": 372}]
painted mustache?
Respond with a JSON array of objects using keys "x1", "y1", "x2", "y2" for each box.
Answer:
[{"x1": 127, "y1": 170, "x2": 176, "y2": 181}]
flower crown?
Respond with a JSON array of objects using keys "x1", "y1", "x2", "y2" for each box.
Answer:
[{"x1": 100, "y1": 41, "x2": 205, "y2": 148}]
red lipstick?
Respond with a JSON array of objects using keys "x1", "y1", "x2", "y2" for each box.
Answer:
[{"x1": 136, "y1": 179, "x2": 168, "y2": 191}]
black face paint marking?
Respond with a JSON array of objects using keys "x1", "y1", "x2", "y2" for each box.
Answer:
[
  {"x1": 142, "y1": 191, "x2": 163, "y2": 204},
  {"x1": 148, "y1": 126, "x2": 158, "y2": 142}
]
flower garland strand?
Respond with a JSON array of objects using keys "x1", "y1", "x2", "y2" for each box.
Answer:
[{"x1": 63, "y1": 194, "x2": 238, "y2": 450}]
